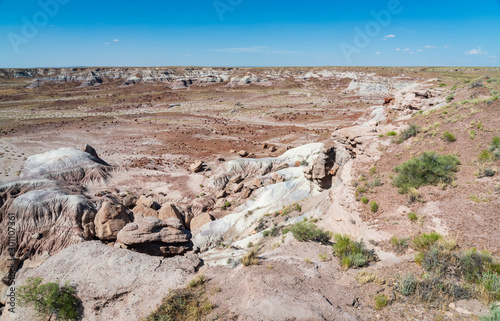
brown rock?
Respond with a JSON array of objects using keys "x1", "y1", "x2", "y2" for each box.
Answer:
[
  {"x1": 190, "y1": 160, "x2": 204, "y2": 173},
  {"x1": 262, "y1": 143, "x2": 268, "y2": 149},
  {"x1": 241, "y1": 187, "x2": 253, "y2": 199},
  {"x1": 132, "y1": 203, "x2": 158, "y2": 219},
  {"x1": 276, "y1": 163, "x2": 289, "y2": 171},
  {"x1": 230, "y1": 174, "x2": 242, "y2": 183},
  {"x1": 136, "y1": 195, "x2": 161, "y2": 210},
  {"x1": 158, "y1": 204, "x2": 185, "y2": 228},
  {"x1": 233, "y1": 182, "x2": 244, "y2": 193},
  {"x1": 270, "y1": 146, "x2": 277, "y2": 152},
  {"x1": 0, "y1": 257, "x2": 20, "y2": 286},
  {"x1": 238, "y1": 150, "x2": 248, "y2": 157},
  {"x1": 216, "y1": 190, "x2": 227, "y2": 199},
  {"x1": 252, "y1": 177, "x2": 262, "y2": 187},
  {"x1": 117, "y1": 217, "x2": 191, "y2": 256},
  {"x1": 190, "y1": 213, "x2": 214, "y2": 232},
  {"x1": 122, "y1": 194, "x2": 138, "y2": 208},
  {"x1": 247, "y1": 153, "x2": 255, "y2": 158},
  {"x1": 271, "y1": 173, "x2": 285, "y2": 184},
  {"x1": 94, "y1": 201, "x2": 131, "y2": 241}
]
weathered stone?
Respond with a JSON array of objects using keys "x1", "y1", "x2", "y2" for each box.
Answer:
[
  {"x1": 117, "y1": 217, "x2": 191, "y2": 256},
  {"x1": 122, "y1": 194, "x2": 138, "y2": 208},
  {"x1": 132, "y1": 203, "x2": 158, "y2": 219},
  {"x1": 158, "y1": 203, "x2": 185, "y2": 228},
  {"x1": 241, "y1": 187, "x2": 253, "y2": 199},
  {"x1": 229, "y1": 174, "x2": 242, "y2": 183},
  {"x1": 271, "y1": 173, "x2": 285, "y2": 184},
  {"x1": 136, "y1": 195, "x2": 160, "y2": 210},
  {"x1": 252, "y1": 177, "x2": 262, "y2": 187},
  {"x1": 94, "y1": 201, "x2": 131, "y2": 241},
  {"x1": 216, "y1": 190, "x2": 227, "y2": 199},
  {"x1": 190, "y1": 161, "x2": 203, "y2": 173},
  {"x1": 276, "y1": 163, "x2": 289, "y2": 171},
  {"x1": 270, "y1": 146, "x2": 277, "y2": 152},
  {"x1": 238, "y1": 150, "x2": 248, "y2": 157},
  {"x1": 233, "y1": 182, "x2": 244, "y2": 193},
  {"x1": 190, "y1": 213, "x2": 214, "y2": 232},
  {"x1": 83, "y1": 144, "x2": 98, "y2": 158}
]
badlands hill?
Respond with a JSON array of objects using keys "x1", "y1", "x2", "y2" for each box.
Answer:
[{"x1": 0, "y1": 66, "x2": 499, "y2": 320}]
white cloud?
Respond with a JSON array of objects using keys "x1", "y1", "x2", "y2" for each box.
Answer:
[
  {"x1": 410, "y1": 52, "x2": 414, "y2": 54},
  {"x1": 104, "y1": 42, "x2": 110, "y2": 45},
  {"x1": 384, "y1": 34, "x2": 396, "y2": 38},
  {"x1": 416, "y1": 49, "x2": 423, "y2": 52},
  {"x1": 403, "y1": 48, "x2": 410, "y2": 51},
  {"x1": 375, "y1": 52, "x2": 381, "y2": 55},
  {"x1": 185, "y1": 53, "x2": 192, "y2": 57},
  {"x1": 424, "y1": 45, "x2": 437, "y2": 49},
  {"x1": 113, "y1": 39, "x2": 119, "y2": 42},
  {"x1": 465, "y1": 47, "x2": 487, "y2": 55},
  {"x1": 396, "y1": 48, "x2": 401, "y2": 51}
]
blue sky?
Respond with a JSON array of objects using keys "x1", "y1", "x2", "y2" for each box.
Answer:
[{"x1": 0, "y1": 0, "x2": 499, "y2": 67}]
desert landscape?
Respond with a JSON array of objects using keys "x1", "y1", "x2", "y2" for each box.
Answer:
[{"x1": 0, "y1": 66, "x2": 499, "y2": 320}]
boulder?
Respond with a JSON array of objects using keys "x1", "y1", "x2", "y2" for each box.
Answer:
[
  {"x1": 135, "y1": 195, "x2": 160, "y2": 210},
  {"x1": 131, "y1": 203, "x2": 158, "y2": 220},
  {"x1": 122, "y1": 194, "x2": 138, "y2": 208},
  {"x1": 271, "y1": 173, "x2": 285, "y2": 184},
  {"x1": 276, "y1": 162, "x2": 289, "y2": 171},
  {"x1": 252, "y1": 177, "x2": 262, "y2": 187},
  {"x1": 229, "y1": 174, "x2": 242, "y2": 183},
  {"x1": 216, "y1": 190, "x2": 227, "y2": 199},
  {"x1": 238, "y1": 150, "x2": 249, "y2": 157},
  {"x1": 158, "y1": 203, "x2": 185, "y2": 227},
  {"x1": 117, "y1": 217, "x2": 192, "y2": 256},
  {"x1": 190, "y1": 161, "x2": 203, "y2": 173},
  {"x1": 94, "y1": 201, "x2": 131, "y2": 241},
  {"x1": 241, "y1": 187, "x2": 253, "y2": 199},
  {"x1": 190, "y1": 213, "x2": 214, "y2": 232},
  {"x1": 233, "y1": 182, "x2": 244, "y2": 193}
]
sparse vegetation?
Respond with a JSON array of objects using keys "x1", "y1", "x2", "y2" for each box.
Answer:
[
  {"x1": 240, "y1": 247, "x2": 260, "y2": 266},
  {"x1": 386, "y1": 131, "x2": 397, "y2": 137},
  {"x1": 396, "y1": 124, "x2": 420, "y2": 144},
  {"x1": 393, "y1": 152, "x2": 460, "y2": 194},
  {"x1": 412, "y1": 232, "x2": 443, "y2": 252},
  {"x1": 481, "y1": 304, "x2": 500, "y2": 321},
  {"x1": 391, "y1": 236, "x2": 409, "y2": 254},
  {"x1": 374, "y1": 294, "x2": 388, "y2": 310},
  {"x1": 360, "y1": 196, "x2": 369, "y2": 204},
  {"x1": 408, "y1": 212, "x2": 418, "y2": 222},
  {"x1": 369, "y1": 201, "x2": 379, "y2": 213},
  {"x1": 355, "y1": 270, "x2": 385, "y2": 285},
  {"x1": 18, "y1": 277, "x2": 80, "y2": 321},
  {"x1": 283, "y1": 219, "x2": 332, "y2": 244},
  {"x1": 143, "y1": 275, "x2": 213, "y2": 321},
  {"x1": 395, "y1": 273, "x2": 417, "y2": 296},
  {"x1": 442, "y1": 131, "x2": 456, "y2": 142},
  {"x1": 333, "y1": 234, "x2": 374, "y2": 270}
]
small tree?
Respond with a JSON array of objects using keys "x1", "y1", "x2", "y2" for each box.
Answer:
[{"x1": 18, "y1": 277, "x2": 80, "y2": 321}]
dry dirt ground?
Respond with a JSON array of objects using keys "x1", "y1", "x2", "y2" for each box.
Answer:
[{"x1": 1, "y1": 67, "x2": 499, "y2": 321}]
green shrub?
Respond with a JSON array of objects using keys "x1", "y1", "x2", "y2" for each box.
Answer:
[
  {"x1": 442, "y1": 131, "x2": 457, "y2": 142},
  {"x1": 479, "y1": 271, "x2": 500, "y2": 300},
  {"x1": 283, "y1": 219, "x2": 332, "y2": 244},
  {"x1": 221, "y1": 201, "x2": 231, "y2": 210},
  {"x1": 412, "y1": 232, "x2": 443, "y2": 252},
  {"x1": 360, "y1": 196, "x2": 369, "y2": 204},
  {"x1": 18, "y1": 277, "x2": 80, "y2": 321},
  {"x1": 481, "y1": 304, "x2": 500, "y2": 321},
  {"x1": 370, "y1": 201, "x2": 379, "y2": 213},
  {"x1": 479, "y1": 150, "x2": 494, "y2": 162},
  {"x1": 333, "y1": 234, "x2": 374, "y2": 270},
  {"x1": 408, "y1": 212, "x2": 418, "y2": 222},
  {"x1": 446, "y1": 95, "x2": 455, "y2": 103},
  {"x1": 369, "y1": 177, "x2": 383, "y2": 187},
  {"x1": 374, "y1": 294, "x2": 388, "y2": 310},
  {"x1": 393, "y1": 152, "x2": 460, "y2": 194},
  {"x1": 396, "y1": 124, "x2": 420, "y2": 143},
  {"x1": 386, "y1": 131, "x2": 397, "y2": 137},
  {"x1": 262, "y1": 226, "x2": 278, "y2": 237},
  {"x1": 460, "y1": 248, "x2": 499, "y2": 283},
  {"x1": 395, "y1": 273, "x2": 417, "y2": 296},
  {"x1": 391, "y1": 236, "x2": 409, "y2": 254}
]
